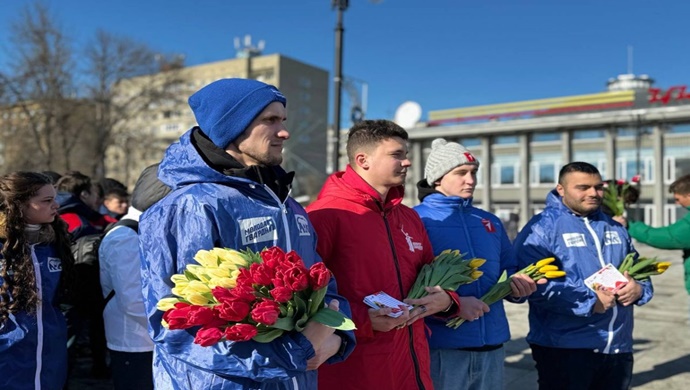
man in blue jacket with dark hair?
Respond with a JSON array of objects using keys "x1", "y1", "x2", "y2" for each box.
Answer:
[
  {"x1": 139, "y1": 78, "x2": 355, "y2": 389},
  {"x1": 514, "y1": 161, "x2": 653, "y2": 390}
]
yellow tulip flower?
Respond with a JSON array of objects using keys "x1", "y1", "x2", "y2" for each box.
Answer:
[
  {"x1": 171, "y1": 274, "x2": 189, "y2": 285},
  {"x1": 471, "y1": 270, "x2": 484, "y2": 280},
  {"x1": 193, "y1": 250, "x2": 219, "y2": 268},
  {"x1": 535, "y1": 257, "x2": 556, "y2": 268},
  {"x1": 206, "y1": 268, "x2": 231, "y2": 279},
  {"x1": 185, "y1": 280, "x2": 211, "y2": 294},
  {"x1": 208, "y1": 277, "x2": 236, "y2": 289},
  {"x1": 656, "y1": 262, "x2": 671, "y2": 273},
  {"x1": 469, "y1": 259, "x2": 487, "y2": 268},
  {"x1": 157, "y1": 297, "x2": 181, "y2": 311},
  {"x1": 544, "y1": 270, "x2": 566, "y2": 279},
  {"x1": 186, "y1": 293, "x2": 211, "y2": 306},
  {"x1": 211, "y1": 248, "x2": 249, "y2": 268},
  {"x1": 538, "y1": 265, "x2": 559, "y2": 273}
]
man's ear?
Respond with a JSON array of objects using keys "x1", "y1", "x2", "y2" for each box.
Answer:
[
  {"x1": 354, "y1": 152, "x2": 369, "y2": 170},
  {"x1": 79, "y1": 190, "x2": 90, "y2": 200},
  {"x1": 556, "y1": 183, "x2": 565, "y2": 197}
]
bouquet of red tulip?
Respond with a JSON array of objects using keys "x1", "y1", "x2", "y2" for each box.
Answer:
[{"x1": 156, "y1": 246, "x2": 355, "y2": 346}]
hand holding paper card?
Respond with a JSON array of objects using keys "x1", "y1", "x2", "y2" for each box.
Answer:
[
  {"x1": 363, "y1": 291, "x2": 414, "y2": 318},
  {"x1": 584, "y1": 264, "x2": 629, "y2": 293}
]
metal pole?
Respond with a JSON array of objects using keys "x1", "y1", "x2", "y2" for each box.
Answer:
[
  {"x1": 635, "y1": 115, "x2": 643, "y2": 222},
  {"x1": 331, "y1": 0, "x2": 347, "y2": 173}
]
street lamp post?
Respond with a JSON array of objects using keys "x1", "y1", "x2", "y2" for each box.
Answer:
[{"x1": 331, "y1": 0, "x2": 348, "y2": 174}]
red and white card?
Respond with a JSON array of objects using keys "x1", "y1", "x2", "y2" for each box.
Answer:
[
  {"x1": 363, "y1": 291, "x2": 413, "y2": 318},
  {"x1": 584, "y1": 264, "x2": 628, "y2": 293}
]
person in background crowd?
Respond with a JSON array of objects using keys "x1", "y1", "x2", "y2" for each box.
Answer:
[
  {"x1": 99, "y1": 164, "x2": 170, "y2": 390},
  {"x1": 101, "y1": 187, "x2": 129, "y2": 220},
  {"x1": 614, "y1": 174, "x2": 690, "y2": 317},
  {"x1": 139, "y1": 78, "x2": 355, "y2": 389},
  {"x1": 0, "y1": 171, "x2": 75, "y2": 390},
  {"x1": 56, "y1": 171, "x2": 114, "y2": 379},
  {"x1": 413, "y1": 138, "x2": 541, "y2": 390},
  {"x1": 99, "y1": 178, "x2": 129, "y2": 220},
  {"x1": 307, "y1": 120, "x2": 458, "y2": 390},
  {"x1": 42, "y1": 170, "x2": 63, "y2": 186},
  {"x1": 56, "y1": 171, "x2": 116, "y2": 239},
  {"x1": 514, "y1": 161, "x2": 653, "y2": 390}
]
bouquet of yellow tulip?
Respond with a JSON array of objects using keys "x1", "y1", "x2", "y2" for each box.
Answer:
[
  {"x1": 446, "y1": 257, "x2": 565, "y2": 329},
  {"x1": 618, "y1": 253, "x2": 671, "y2": 281},
  {"x1": 406, "y1": 249, "x2": 484, "y2": 300}
]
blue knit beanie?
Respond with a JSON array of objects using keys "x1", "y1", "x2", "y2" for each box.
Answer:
[{"x1": 188, "y1": 78, "x2": 287, "y2": 148}]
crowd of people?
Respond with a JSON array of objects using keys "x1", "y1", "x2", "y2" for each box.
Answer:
[{"x1": 1, "y1": 77, "x2": 688, "y2": 390}]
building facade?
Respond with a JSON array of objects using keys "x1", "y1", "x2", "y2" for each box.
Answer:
[
  {"x1": 405, "y1": 75, "x2": 690, "y2": 229},
  {"x1": 107, "y1": 53, "x2": 329, "y2": 199}
]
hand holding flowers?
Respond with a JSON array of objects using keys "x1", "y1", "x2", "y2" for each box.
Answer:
[
  {"x1": 613, "y1": 253, "x2": 667, "y2": 306},
  {"x1": 402, "y1": 250, "x2": 484, "y2": 324},
  {"x1": 618, "y1": 253, "x2": 671, "y2": 281},
  {"x1": 446, "y1": 257, "x2": 565, "y2": 329},
  {"x1": 406, "y1": 250, "x2": 485, "y2": 300}
]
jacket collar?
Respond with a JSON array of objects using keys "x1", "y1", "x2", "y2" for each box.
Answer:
[{"x1": 316, "y1": 165, "x2": 404, "y2": 211}]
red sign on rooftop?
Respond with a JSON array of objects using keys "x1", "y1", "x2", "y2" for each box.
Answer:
[{"x1": 648, "y1": 85, "x2": 690, "y2": 105}]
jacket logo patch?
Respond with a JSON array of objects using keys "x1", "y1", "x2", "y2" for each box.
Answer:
[
  {"x1": 401, "y1": 226, "x2": 423, "y2": 253},
  {"x1": 562, "y1": 233, "x2": 587, "y2": 247},
  {"x1": 48, "y1": 257, "x2": 62, "y2": 272},
  {"x1": 239, "y1": 217, "x2": 277, "y2": 246},
  {"x1": 604, "y1": 231, "x2": 622, "y2": 245},
  {"x1": 481, "y1": 218, "x2": 496, "y2": 233},
  {"x1": 295, "y1": 215, "x2": 311, "y2": 237}
]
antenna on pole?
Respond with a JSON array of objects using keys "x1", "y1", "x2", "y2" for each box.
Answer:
[{"x1": 627, "y1": 45, "x2": 634, "y2": 75}]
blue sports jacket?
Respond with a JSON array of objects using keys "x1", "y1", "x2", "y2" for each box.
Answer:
[
  {"x1": 514, "y1": 189, "x2": 653, "y2": 354},
  {"x1": 139, "y1": 130, "x2": 355, "y2": 390},
  {"x1": 0, "y1": 243, "x2": 68, "y2": 390},
  {"x1": 414, "y1": 192, "x2": 516, "y2": 349}
]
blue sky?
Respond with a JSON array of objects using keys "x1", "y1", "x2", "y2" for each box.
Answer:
[{"x1": 1, "y1": 0, "x2": 688, "y2": 126}]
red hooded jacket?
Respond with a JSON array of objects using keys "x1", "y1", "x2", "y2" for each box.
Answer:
[{"x1": 307, "y1": 166, "x2": 434, "y2": 390}]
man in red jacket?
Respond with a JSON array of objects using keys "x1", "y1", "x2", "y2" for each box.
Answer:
[{"x1": 307, "y1": 120, "x2": 459, "y2": 390}]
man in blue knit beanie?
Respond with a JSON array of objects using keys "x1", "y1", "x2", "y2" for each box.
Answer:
[{"x1": 138, "y1": 78, "x2": 355, "y2": 389}]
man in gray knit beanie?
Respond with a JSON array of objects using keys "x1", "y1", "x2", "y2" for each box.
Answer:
[
  {"x1": 414, "y1": 137, "x2": 540, "y2": 390},
  {"x1": 424, "y1": 138, "x2": 479, "y2": 186}
]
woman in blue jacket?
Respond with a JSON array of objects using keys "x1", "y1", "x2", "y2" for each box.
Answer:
[
  {"x1": 414, "y1": 139, "x2": 539, "y2": 390},
  {"x1": 0, "y1": 171, "x2": 75, "y2": 390}
]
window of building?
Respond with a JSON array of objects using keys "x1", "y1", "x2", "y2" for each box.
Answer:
[
  {"x1": 163, "y1": 123, "x2": 180, "y2": 133},
  {"x1": 667, "y1": 123, "x2": 690, "y2": 134},
  {"x1": 494, "y1": 135, "x2": 519, "y2": 145},
  {"x1": 459, "y1": 137, "x2": 481, "y2": 147},
  {"x1": 617, "y1": 127, "x2": 650, "y2": 137},
  {"x1": 532, "y1": 133, "x2": 561, "y2": 142},
  {"x1": 299, "y1": 76, "x2": 312, "y2": 88},
  {"x1": 491, "y1": 155, "x2": 520, "y2": 186},
  {"x1": 573, "y1": 150, "x2": 607, "y2": 180},
  {"x1": 573, "y1": 129, "x2": 605, "y2": 139},
  {"x1": 614, "y1": 150, "x2": 654, "y2": 183},
  {"x1": 530, "y1": 152, "x2": 560, "y2": 185}
]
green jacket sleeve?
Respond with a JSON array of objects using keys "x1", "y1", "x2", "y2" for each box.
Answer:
[{"x1": 628, "y1": 211, "x2": 690, "y2": 250}]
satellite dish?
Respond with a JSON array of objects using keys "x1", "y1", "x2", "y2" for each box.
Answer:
[{"x1": 394, "y1": 101, "x2": 422, "y2": 129}]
